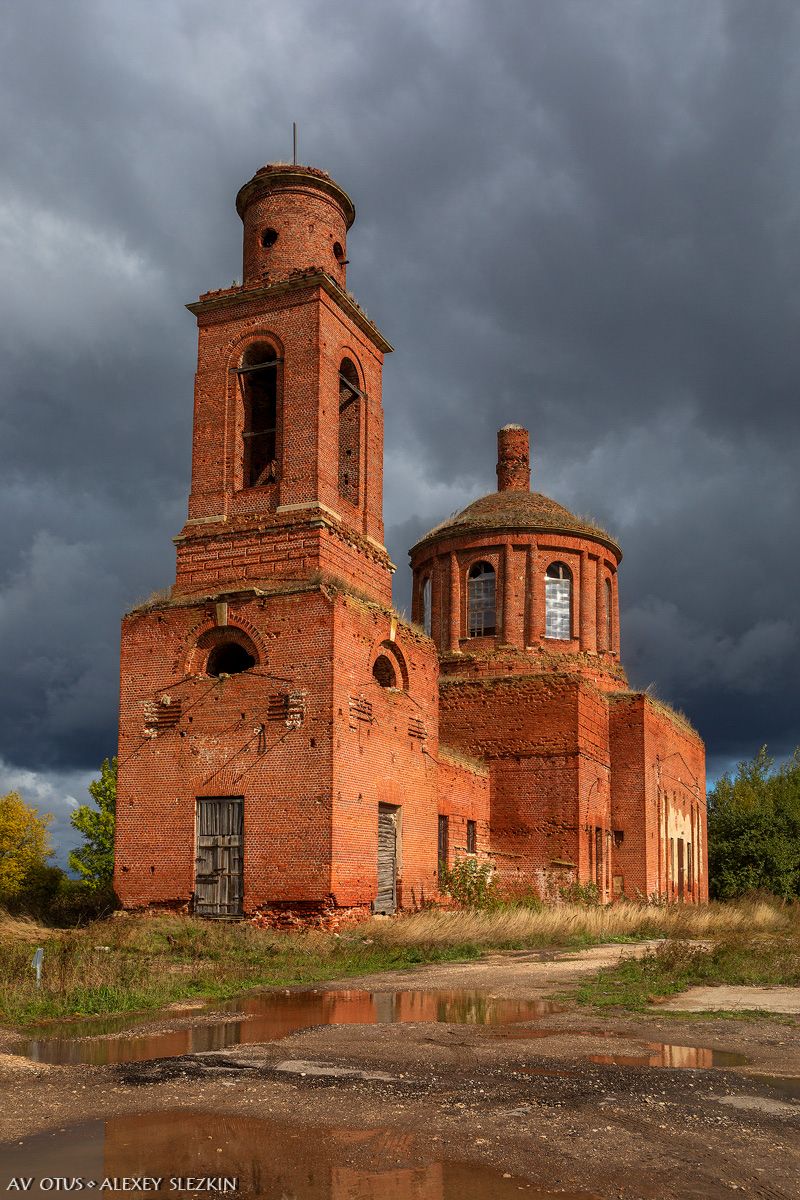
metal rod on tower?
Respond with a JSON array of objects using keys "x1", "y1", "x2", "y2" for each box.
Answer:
[{"x1": 293, "y1": 122, "x2": 297, "y2": 165}]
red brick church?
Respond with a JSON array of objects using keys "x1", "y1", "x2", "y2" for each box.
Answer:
[{"x1": 114, "y1": 162, "x2": 707, "y2": 916}]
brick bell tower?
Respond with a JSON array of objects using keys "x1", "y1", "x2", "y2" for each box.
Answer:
[
  {"x1": 115, "y1": 164, "x2": 443, "y2": 917},
  {"x1": 174, "y1": 164, "x2": 394, "y2": 603}
]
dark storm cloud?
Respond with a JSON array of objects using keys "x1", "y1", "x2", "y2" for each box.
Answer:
[{"x1": 0, "y1": 1, "x2": 798, "y2": 846}]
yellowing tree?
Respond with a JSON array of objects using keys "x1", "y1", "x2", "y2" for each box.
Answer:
[{"x1": 0, "y1": 792, "x2": 53, "y2": 901}]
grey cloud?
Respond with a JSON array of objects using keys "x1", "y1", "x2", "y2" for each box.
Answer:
[{"x1": 1, "y1": 0, "x2": 799, "y2": 848}]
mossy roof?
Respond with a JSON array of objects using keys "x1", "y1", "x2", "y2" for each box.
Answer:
[{"x1": 411, "y1": 490, "x2": 621, "y2": 557}]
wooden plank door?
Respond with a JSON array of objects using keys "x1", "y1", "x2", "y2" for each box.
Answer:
[
  {"x1": 375, "y1": 804, "x2": 398, "y2": 914},
  {"x1": 195, "y1": 797, "x2": 244, "y2": 918}
]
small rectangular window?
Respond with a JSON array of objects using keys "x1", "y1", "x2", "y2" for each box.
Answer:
[{"x1": 466, "y1": 820, "x2": 476, "y2": 854}]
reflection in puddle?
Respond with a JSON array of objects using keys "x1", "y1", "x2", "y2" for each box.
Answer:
[
  {"x1": 19, "y1": 990, "x2": 560, "y2": 1066},
  {"x1": 587, "y1": 1044, "x2": 749, "y2": 1069},
  {"x1": 0, "y1": 1112, "x2": 600, "y2": 1199},
  {"x1": 744, "y1": 1073, "x2": 800, "y2": 1101}
]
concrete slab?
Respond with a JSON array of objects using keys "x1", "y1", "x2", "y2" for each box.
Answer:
[{"x1": 658, "y1": 986, "x2": 800, "y2": 1014}]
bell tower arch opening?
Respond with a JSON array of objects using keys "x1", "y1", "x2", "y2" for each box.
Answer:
[
  {"x1": 338, "y1": 357, "x2": 362, "y2": 507},
  {"x1": 239, "y1": 341, "x2": 280, "y2": 488}
]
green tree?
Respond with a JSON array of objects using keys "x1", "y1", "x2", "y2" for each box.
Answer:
[
  {"x1": 708, "y1": 746, "x2": 800, "y2": 900},
  {"x1": 69, "y1": 757, "x2": 117, "y2": 890},
  {"x1": 0, "y1": 792, "x2": 53, "y2": 901}
]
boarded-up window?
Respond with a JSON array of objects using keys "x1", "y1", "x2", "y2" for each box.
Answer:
[
  {"x1": 240, "y1": 343, "x2": 279, "y2": 487},
  {"x1": 338, "y1": 358, "x2": 361, "y2": 506},
  {"x1": 545, "y1": 562, "x2": 572, "y2": 640},
  {"x1": 375, "y1": 804, "x2": 399, "y2": 914},
  {"x1": 438, "y1": 814, "x2": 449, "y2": 875},
  {"x1": 467, "y1": 561, "x2": 496, "y2": 637}
]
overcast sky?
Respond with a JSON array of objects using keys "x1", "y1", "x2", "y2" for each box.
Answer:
[{"x1": 1, "y1": 0, "x2": 798, "y2": 862}]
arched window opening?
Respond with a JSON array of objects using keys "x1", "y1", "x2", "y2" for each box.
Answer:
[
  {"x1": 239, "y1": 342, "x2": 279, "y2": 488},
  {"x1": 467, "y1": 561, "x2": 496, "y2": 637},
  {"x1": 545, "y1": 562, "x2": 572, "y2": 640},
  {"x1": 372, "y1": 654, "x2": 397, "y2": 688},
  {"x1": 605, "y1": 578, "x2": 613, "y2": 650},
  {"x1": 207, "y1": 641, "x2": 256, "y2": 677},
  {"x1": 338, "y1": 357, "x2": 361, "y2": 506},
  {"x1": 422, "y1": 576, "x2": 432, "y2": 637}
]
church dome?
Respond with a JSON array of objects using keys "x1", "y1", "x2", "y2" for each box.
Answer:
[{"x1": 412, "y1": 487, "x2": 620, "y2": 558}]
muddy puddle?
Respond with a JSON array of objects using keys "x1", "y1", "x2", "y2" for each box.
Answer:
[
  {"x1": 743, "y1": 1073, "x2": 800, "y2": 1101},
  {"x1": 18, "y1": 989, "x2": 561, "y2": 1066},
  {"x1": 587, "y1": 1044, "x2": 748, "y2": 1069},
  {"x1": 0, "y1": 1111, "x2": 600, "y2": 1198},
  {"x1": 494, "y1": 1027, "x2": 748, "y2": 1070}
]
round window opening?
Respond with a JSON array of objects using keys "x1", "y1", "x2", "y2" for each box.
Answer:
[
  {"x1": 207, "y1": 641, "x2": 256, "y2": 677},
  {"x1": 372, "y1": 654, "x2": 397, "y2": 688},
  {"x1": 261, "y1": 227, "x2": 278, "y2": 249},
  {"x1": 333, "y1": 241, "x2": 345, "y2": 262}
]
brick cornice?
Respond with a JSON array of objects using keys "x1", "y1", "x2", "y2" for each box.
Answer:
[{"x1": 186, "y1": 271, "x2": 393, "y2": 354}]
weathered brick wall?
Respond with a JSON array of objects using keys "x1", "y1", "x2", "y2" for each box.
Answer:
[
  {"x1": 329, "y1": 595, "x2": 442, "y2": 908},
  {"x1": 116, "y1": 588, "x2": 336, "y2": 911},
  {"x1": 436, "y1": 750, "x2": 490, "y2": 866},
  {"x1": 609, "y1": 693, "x2": 707, "y2": 900},
  {"x1": 438, "y1": 675, "x2": 614, "y2": 898}
]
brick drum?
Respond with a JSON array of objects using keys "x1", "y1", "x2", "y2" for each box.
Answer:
[{"x1": 114, "y1": 163, "x2": 707, "y2": 915}]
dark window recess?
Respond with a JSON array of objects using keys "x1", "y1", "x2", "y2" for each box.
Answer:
[
  {"x1": 261, "y1": 227, "x2": 278, "y2": 248},
  {"x1": 687, "y1": 842, "x2": 693, "y2": 891},
  {"x1": 467, "y1": 561, "x2": 496, "y2": 637},
  {"x1": 144, "y1": 696, "x2": 181, "y2": 736},
  {"x1": 348, "y1": 694, "x2": 373, "y2": 727},
  {"x1": 207, "y1": 642, "x2": 256, "y2": 677},
  {"x1": 372, "y1": 654, "x2": 397, "y2": 688},
  {"x1": 240, "y1": 344, "x2": 279, "y2": 487},
  {"x1": 466, "y1": 820, "x2": 477, "y2": 854},
  {"x1": 408, "y1": 716, "x2": 426, "y2": 740},
  {"x1": 438, "y1": 815, "x2": 449, "y2": 875},
  {"x1": 421, "y1": 576, "x2": 432, "y2": 637},
  {"x1": 333, "y1": 241, "x2": 345, "y2": 262},
  {"x1": 338, "y1": 358, "x2": 361, "y2": 505},
  {"x1": 612, "y1": 829, "x2": 624, "y2": 848},
  {"x1": 605, "y1": 578, "x2": 613, "y2": 648}
]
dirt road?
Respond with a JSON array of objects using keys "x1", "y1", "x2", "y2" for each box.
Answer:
[{"x1": 1, "y1": 943, "x2": 797, "y2": 1199}]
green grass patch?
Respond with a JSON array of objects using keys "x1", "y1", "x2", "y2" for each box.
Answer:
[
  {"x1": 575, "y1": 933, "x2": 800, "y2": 1012},
  {"x1": 0, "y1": 915, "x2": 481, "y2": 1027}
]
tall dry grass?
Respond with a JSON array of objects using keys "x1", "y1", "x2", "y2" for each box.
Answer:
[
  {"x1": 0, "y1": 911, "x2": 55, "y2": 943},
  {"x1": 368, "y1": 899, "x2": 790, "y2": 948}
]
